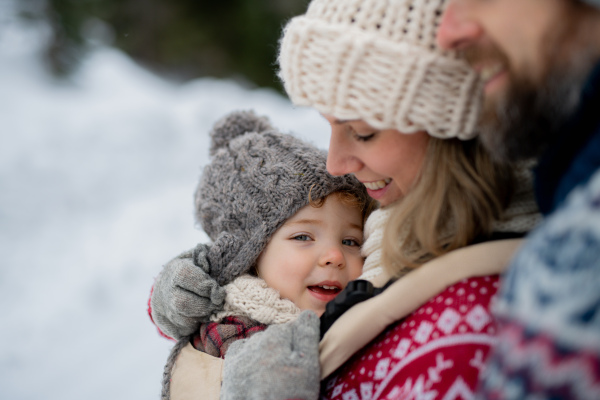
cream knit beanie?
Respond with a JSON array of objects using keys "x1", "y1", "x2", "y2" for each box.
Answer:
[{"x1": 278, "y1": 0, "x2": 482, "y2": 139}]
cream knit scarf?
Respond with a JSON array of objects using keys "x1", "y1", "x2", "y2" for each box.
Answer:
[
  {"x1": 359, "y1": 163, "x2": 541, "y2": 282},
  {"x1": 358, "y1": 207, "x2": 391, "y2": 282},
  {"x1": 210, "y1": 274, "x2": 301, "y2": 325}
]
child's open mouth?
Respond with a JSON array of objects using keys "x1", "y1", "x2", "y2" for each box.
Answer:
[
  {"x1": 308, "y1": 285, "x2": 341, "y2": 295},
  {"x1": 308, "y1": 284, "x2": 342, "y2": 302}
]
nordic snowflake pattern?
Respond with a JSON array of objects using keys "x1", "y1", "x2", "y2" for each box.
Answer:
[
  {"x1": 321, "y1": 277, "x2": 499, "y2": 400},
  {"x1": 481, "y1": 169, "x2": 600, "y2": 399}
]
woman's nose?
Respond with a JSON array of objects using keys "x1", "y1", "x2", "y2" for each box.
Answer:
[
  {"x1": 318, "y1": 245, "x2": 346, "y2": 269},
  {"x1": 326, "y1": 129, "x2": 363, "y2": 176},
  {"x1": 436, "y1": 1, "x2": 483, "y2": 51}
]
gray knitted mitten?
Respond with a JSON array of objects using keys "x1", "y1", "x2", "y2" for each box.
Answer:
[
  {"x1": 221, "y1": 311, "x2": 320, "y2": 400},
  {"x1": 151, "y1": 243, "x2": 226, "y2": 339}
]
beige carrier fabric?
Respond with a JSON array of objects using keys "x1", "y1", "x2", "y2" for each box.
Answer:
[
  {"x1": 319, "y1": 239, "x2": 523, "y2": 379},
  {"x1": 170, "y1": 343, "x2": 224, "y2": 400}
]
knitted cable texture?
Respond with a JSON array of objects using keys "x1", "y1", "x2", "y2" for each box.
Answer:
[
  {"x1": 358, "y1": 208, "x2": 392, "y2": 281},
  {"x1": 197, "y1": 111, "x2": 368, "y2": 285},
  {"x1": 210, "y1": 275, "x2": 302, "y2": 325},
  {"x1": 278, "y1": 0, "x2": 482, "y2": 139}
]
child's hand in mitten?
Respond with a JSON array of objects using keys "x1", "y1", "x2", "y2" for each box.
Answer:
[
  {"x1": 221, "y1": 310, "x2": 320, "y2": 400},
  {"x1": 151, "y1": 243, "x2": 226, "y2": 339}
]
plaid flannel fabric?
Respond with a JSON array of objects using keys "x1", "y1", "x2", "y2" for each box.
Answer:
[{"x1": 192, "y1": 315, "x2": 267, "y2": 358}]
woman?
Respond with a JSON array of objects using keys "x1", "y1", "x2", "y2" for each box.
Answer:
[
  {"x1": 262, "y1": 2, "x2": 539, "y2": 398},
  {"x1": 150, "y1": 0, "x2": 541, "y2": 398},
  {"x1": 223, "y1": 0, "x2": 538, "y2": 398}
]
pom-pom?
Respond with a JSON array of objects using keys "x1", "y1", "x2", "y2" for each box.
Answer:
[{"x1": 209, "y1": 110, "x2": 274, "y2": 156}]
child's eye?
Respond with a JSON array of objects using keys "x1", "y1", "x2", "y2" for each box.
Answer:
[
  {"x1": 342, "y1": 238, "x2": 361, "y2": 247},
  {"x1": 292, "y1": 234, "x2": 312, "y2": 241}
]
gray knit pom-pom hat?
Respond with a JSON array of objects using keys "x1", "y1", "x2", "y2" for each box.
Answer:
[{"x1": 196, "y1": 110, "x2": 369, "y2": 285}]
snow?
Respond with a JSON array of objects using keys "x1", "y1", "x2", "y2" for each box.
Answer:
[{"x1": 0, "y1": 9, "x2": 329, "y2": 400}]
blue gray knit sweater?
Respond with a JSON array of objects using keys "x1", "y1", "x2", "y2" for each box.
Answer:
[{"x1": 478, "y1": 63, "x2": 600, "y2": 398}]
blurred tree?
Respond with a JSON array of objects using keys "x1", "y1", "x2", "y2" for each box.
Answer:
[{"x1": 17, "y1": 0, "x2": 309, "y2": 91}]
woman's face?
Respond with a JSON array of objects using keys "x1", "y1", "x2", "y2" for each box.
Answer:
[{"x1": 323, "y1": 115, "x2": 430, "y2": 207}]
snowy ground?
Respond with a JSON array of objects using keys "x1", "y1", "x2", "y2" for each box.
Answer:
[{"x1": 0, "y1": 9, "x2": 328, "y2": 400}]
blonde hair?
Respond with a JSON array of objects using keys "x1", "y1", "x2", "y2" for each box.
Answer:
[{"x1": 381, "y1": 137, "x2": 514, "y2": 276}]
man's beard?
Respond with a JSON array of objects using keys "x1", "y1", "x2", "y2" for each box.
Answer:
[
  {"x1": 465, "y1": 32, "x2": 593, "y2": 162},
  {"x1": 477, "y1": 67, "x2": 583, "y2": 162}
]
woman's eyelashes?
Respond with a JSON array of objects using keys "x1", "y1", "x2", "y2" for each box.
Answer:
[
  {"x1": 346, "y1": 125, "x2": 378, "y2": 142},
  {"x1": 353, "y1": 132, "x2": 376, "y2": 142}
]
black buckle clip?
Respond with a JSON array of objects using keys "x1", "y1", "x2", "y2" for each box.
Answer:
[{"x1": 319, "y1": 279, "x2": 394, "y2": 338}]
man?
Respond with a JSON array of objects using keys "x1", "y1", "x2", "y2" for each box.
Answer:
[{"x1": 437, "y1": 0, "x2": 600, "y2": 398}]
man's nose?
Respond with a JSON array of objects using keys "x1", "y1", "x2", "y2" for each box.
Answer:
[{"x1": 437, "y1": 1, "x2": 483, "y2": 51}]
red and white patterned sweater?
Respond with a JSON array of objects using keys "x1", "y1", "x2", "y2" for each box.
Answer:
[{"x1": 321, "y1": 275, "x2": 500, "y2": 400}]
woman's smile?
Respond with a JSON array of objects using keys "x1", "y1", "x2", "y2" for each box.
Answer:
[{"x1": 361, "y1": 178, "x2": 393, "y2": 202}]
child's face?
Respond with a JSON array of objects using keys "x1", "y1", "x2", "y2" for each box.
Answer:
[{"x1": 256, "y1": 194, "x2": 364, "y2": 316}]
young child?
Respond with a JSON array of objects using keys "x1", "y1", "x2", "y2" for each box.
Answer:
[{"x1": 151, "y1": 110, "x2": 373, "y2": 399}]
